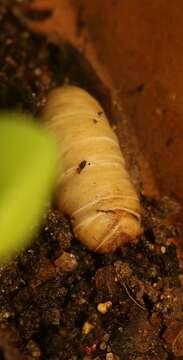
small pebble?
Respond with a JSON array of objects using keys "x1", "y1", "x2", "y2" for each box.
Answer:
[
  {"x1": 34, "y1": 68, "x2": 42, "y2": 76},
  {"x1": 54, "y1": 251, "x2": 78, "y2": 272},
  {"x1": 148, "y1": 243, "x2": 155, "y2": 251},
  {"x1": 82, "y1": 321, "x2": 94, "y2": 335},
  {"x1": 161, "y1": 246, "x2": 166, "y2": 254},
  {"x1": 106, "y1": 353, "x2": 114, "y2": 360},
  {"x1": 103, "y1": 333, "x2": 110, "y2": 342},
  {"x1": 26, "y1": 340, "x2": 41, "y2": 358},
  {"x1": 78, "y1": 297, "x2": 87, "y2": 305},
  {"x1": 100, "y1": 341, "x2": 107, "y2": 350},
  {"x1": 3, "y1": 312, "x2": 11, "y2": 319},
  {"x1": 97, "y1": 301, "x2": 112, "y2": 314},
  {"x1": 114, "y1": 260, "x2": 132, "y2": 280},
  {"x1": 107, "y1": 345, "x2": 111, "y2": 352}
]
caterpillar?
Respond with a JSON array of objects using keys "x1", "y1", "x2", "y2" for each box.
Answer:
[{"x1": 42, "y1": 86, "x2": 141, "y2": 253}]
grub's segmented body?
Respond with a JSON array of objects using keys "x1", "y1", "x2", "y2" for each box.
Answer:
[{"x1": 42, "y1": 86, "x2": 141, "y2": 253}]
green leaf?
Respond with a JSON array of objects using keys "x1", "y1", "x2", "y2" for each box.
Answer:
[{"x1": 0, "y1": 113, "x2": 57, "y2": 262}]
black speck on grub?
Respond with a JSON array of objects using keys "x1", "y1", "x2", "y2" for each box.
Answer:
[{"x1": 77, "y1": 160, "x2": 87, "y2": 173}]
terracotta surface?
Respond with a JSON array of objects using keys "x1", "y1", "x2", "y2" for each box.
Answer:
[
  {"x1": 16, "y1": 0, "x2": 183, "y2": 209},
  {"x1": 72, "y1": 1, "x2": 183, "y2": 209}
]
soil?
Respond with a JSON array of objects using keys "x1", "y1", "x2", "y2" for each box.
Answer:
[{"x1": 0, "y1": 2, "x2": 183, "y2": 360}]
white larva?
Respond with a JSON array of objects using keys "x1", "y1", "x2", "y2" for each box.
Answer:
[{"x1": 42, "y1": 86, "x2": 141, "y2": 253}]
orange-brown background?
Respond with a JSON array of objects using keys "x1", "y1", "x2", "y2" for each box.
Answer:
[{"x1": 74, "y1": 0, "x2": 183, "y2": 207}]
